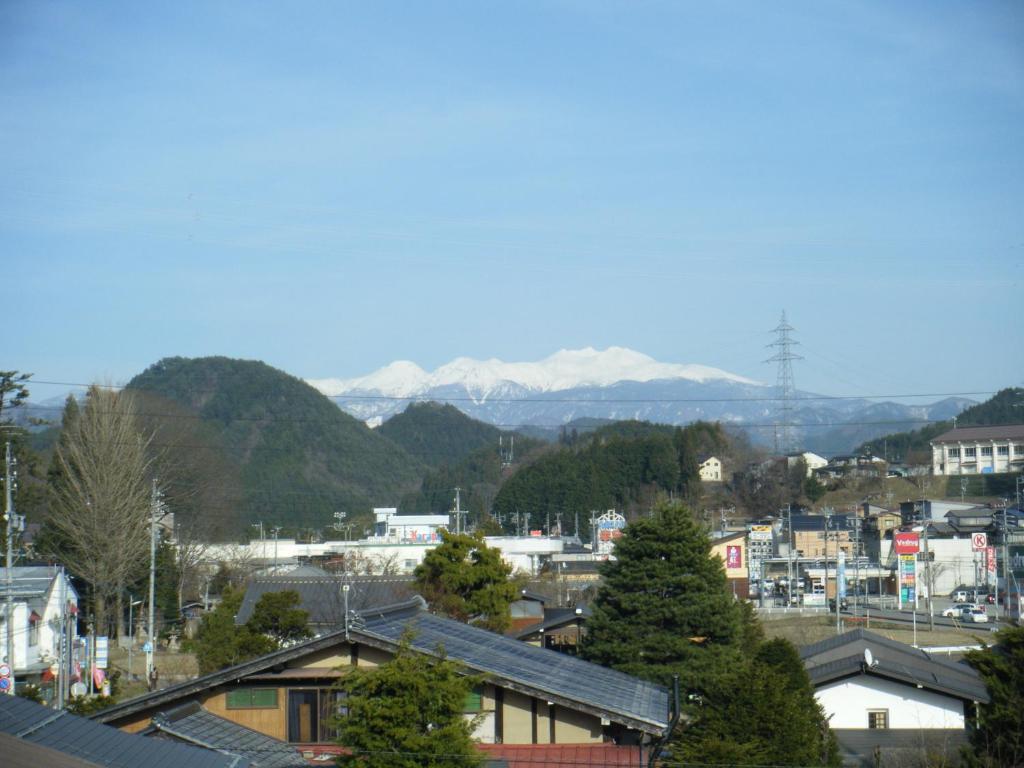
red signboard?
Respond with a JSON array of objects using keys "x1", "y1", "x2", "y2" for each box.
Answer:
[
  {"x1": 893, "y1": 531, "x2": 920, "y2": 555},
  {"x1": 726, "y1": 545, "x2": 742, "y2": 569},
  {"x1": 987, "y1": 545, "x2": 997, "y2": 574}
]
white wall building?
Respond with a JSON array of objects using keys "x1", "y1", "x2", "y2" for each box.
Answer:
[
  {"x1": 787, "y1": 451, "x2": 828, "y2": 477},
  {"x1": 698, "y1": 456, "x2": 723, "y2": 482},
  {"x1": 930, "y1": 424, "x2": 1024, "y2": 476},
  {"x1": 0, "y1": 567, "x2": 79, "y2": 693}
]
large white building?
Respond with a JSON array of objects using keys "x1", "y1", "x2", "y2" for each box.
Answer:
[{"x1": 930, "y1": 425, "x2": 1024, "y2": 476}]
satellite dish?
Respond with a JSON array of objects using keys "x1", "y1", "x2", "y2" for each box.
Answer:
[
  {"x1": 70, "y1": 682, "x2": 87, "y2": 697},
  {"x1": 864, "y1": 648, "x2": 877, "y2": 668}
]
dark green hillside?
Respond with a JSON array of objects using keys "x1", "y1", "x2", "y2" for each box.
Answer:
[
  {"x1": 378, "y1": 402, "x2": 504, "y2": 468},
  {"x1": 492, "y1": 421, "x2": 731, "y2": 534},
  {"x1": 857, "y1": 387, "x2": 1024, "y2": 462},
  {"x1": 128, "y1": 357, "x2": 425, "y2": 533}
]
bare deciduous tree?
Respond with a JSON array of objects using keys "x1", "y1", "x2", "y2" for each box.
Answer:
[{"x1": 46, "y1": 386, "x2": 155, "y2": 635}]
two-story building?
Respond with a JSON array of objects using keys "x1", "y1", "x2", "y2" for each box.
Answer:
[
  {"x1": 0, "y1": 566, "x2": 79, "y2": 698},
  {"x1": 930, "y1": 425, "x2": 1024, "y2": 476}
]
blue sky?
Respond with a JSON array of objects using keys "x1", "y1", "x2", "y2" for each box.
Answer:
[{"x1": 3, "y1": 1, "x2": 1022, "y2": 404}]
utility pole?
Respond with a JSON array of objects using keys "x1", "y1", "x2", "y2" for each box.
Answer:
[
  {"x1": 1003, "y1": 503, "x2": 1012, "y2": 619},
  {"x1": 4, "y1": 441, "x2": 15, "y2": 695},
  {"x1": 146, "y1": 481, "x2": 161, "y2": 682},
  {"x1": 923, "y1": 523, "x2": 934, "y2": 631},
  {"x1": 454, "y1": 488, "x2": 463, "y2": 534},
  {"x1": 272, "y1": 527, "x2": 282, "y2": 569}
]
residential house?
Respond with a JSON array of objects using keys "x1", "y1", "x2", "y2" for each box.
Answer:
[
  {"x1": 787, "y1": 451, "x2": 828, "y2": 477},
  {"x1": 814, "y1": 455, "x2": 887, "y2": 482},
  {"x1": 0, "y1": 566, "x2": 79, "y2": 697},
  {"x1": 789, "y1": 514, "x2": 853, "y2": 559},
  {"x1": 514, "y1": 605, "x2": 591, "y2": 655},
  {"x1": 93, "y1": 596, "x2": 670, "y2": 764},
  {"x1": 800, "y1": 629, "x2": 988, "y2": 767},
  {"x1": 930, "y1": 425, "x2": 1024, "y2": 476},
  {"x1": 698, "y1": 455, "x2": 723, "y2": 482}
]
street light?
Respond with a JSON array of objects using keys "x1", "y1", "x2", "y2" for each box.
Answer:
[{"x1": 127, "y1": 596, "x2": 143, "y2": 681}]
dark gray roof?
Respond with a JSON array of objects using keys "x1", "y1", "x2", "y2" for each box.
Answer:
[
  {"x1": 800, "y1": 629, "x2": 989, "y2": 703},
  {"x1": 0, "y1": 731, "x2": 106, "y2": 768},
  {"x1": 235, "y1": 575, "x2": 415, "y2": 627},
  {"x1": 833, "y1": 729, "x2": 969, "y2": 768},
  {"x1": 789, "y1": 514, "x2": 850, "y2": 531},
  {"x1": 513, "y1": 606, "x2": 592, "y2": 640},
  {"x1": 358, "y1": 600, "x2": 669, "y2": 732},
  {"x1": 0, "y1": 695, "x2": 246, "y2": 768},
  {"x1": 931, "y1": 424, "x2": 1024, "y2": 443},
  {"x1": 145, "y1": 703, "x2": 306, "y2": 767},
  {"x1": 95, "y1": 597, "x2": 669, "y2": 735}
]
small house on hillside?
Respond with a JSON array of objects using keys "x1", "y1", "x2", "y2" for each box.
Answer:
[{"x1": 698, "y1": 455, "x2": 723, "y2": 482}]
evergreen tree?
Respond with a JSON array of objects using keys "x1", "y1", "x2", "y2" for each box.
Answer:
[
  {"x1": 190, "y1": 587, "x2": 310, "y2": 673},
  {"x1": 333, "y1": 630, "x2": 482, "y2": 768},
  {"x1": 963, "y1": 625, "x2": 1024, "y2": 768},
  {"x1": 581, "y1": 501, "x2": 743, "y2": 691},
  {"x1": 675, "y1": 640, "x2": 839, "y2": 766},
  {"x1": 413, "y1": 530, "x2": 517, "y2": 632}
]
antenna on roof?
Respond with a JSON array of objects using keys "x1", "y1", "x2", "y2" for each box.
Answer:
[{"x1": 864, "y1": 647, "x2": 877, "y2": 668}]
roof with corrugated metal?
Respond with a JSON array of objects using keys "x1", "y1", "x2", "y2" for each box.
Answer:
[
  {"x1": 931, "y1": 424, "x2": 1024, "y2": 443},
  {"x1": 235, "y1": 575, "x2": 415, "y2": 627}
]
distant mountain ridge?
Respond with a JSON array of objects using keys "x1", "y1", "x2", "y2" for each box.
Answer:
[{"x1": 310, "y1": 347, "x2": 978, "y2": 454}]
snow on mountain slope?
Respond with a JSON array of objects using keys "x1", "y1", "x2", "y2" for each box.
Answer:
[{"x1": 309, "y1": 347, "x2": 760, "y2": 399}]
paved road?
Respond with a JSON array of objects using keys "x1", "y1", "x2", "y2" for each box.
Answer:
[{"x1": 841, "y1": 606, "x2": 1001, "y2": 631}]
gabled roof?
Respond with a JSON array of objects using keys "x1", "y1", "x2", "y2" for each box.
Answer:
[
  {"x1": 513, "y1": 606, "x2": 591, "y2": 640},
  {"x1": 0, "y1": 695, "x2": 245, "y2": 768},
  {"x1": 144, "y1": 703, "x2": 307, "y2": 767},
  {"x1": 800, "y1": 629, "x2": 988, "y2": 703},
  {"x1": 235, "y1": 575, "x2": 415, "y2": 627},
  {"x1": 931, "y1": 424, "x2": 1024, "y2": 443},
  {"x1": 0, "y1": 566, "x2": 76, "y2": 601},
  {"x1": 95, "y1": 597, "x2": 669, "y2": 735}
]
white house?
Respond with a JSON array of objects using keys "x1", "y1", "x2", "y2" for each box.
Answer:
[
  {"x1": 787, "y1": 451, "x2": 828, "y2": 477},
  {"x1": 0, "y1": 566, "x2": 79, "y2": 696},
  {"x1": 698, "y1": 456, "x2": 723, "y2": 482},
  {"x1": 801, "y1": 629, "x2": 988, "y2": 766},
  {"x1": 930, "y1": 424, "x2": 1024, "y2": 476}
]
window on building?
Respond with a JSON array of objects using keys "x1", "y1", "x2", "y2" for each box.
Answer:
[
  {"x1": 226, "y1": 688, "x2": 279, "y2": 709},
  {"x1": 981, "y1": 447, "x2": 993, "y2": 457},
  {"x1": 997, "y1": 446, "x2": 1009, "y2": 456},
  {"x1": 1014, "y1": 445, "x2": 1024, "y2": 455},
  {"x1": 28, "y1": 618, "x2": 39, "y2": 647},
  {"x1": 964, "y1": 447, "x2": 976, "y2": 458},
  {"x1": 947, "y1": 448, "x2": 960, "y2": 459},
  {"x1": 463, "y1": 686, "x2": 484, "y2": 713},
  {"x1": 288, "y1": 688, "x2": 346, "y2": 743},
  {"x1": 868, "y1": 710, "x2": 889, "y2": 729}
]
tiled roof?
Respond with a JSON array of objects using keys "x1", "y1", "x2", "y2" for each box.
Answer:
[
  {"x1": 0, "y1": 731, "x2": 105, "y2": 768},
  {"x1": 145, "y1": 703, "x2": 307, "y2": 767},
  {"x1": 800, "y1": 629, "x2": 988, "y2": 703},
  {"x1": 0, "y1": 695, "x2": 244, "y2": 768},
  {"x1": 931, "y1": 424, "x2": 1024, "y2": 443},
  {"x1": 513, "y1": 606, "x2": 591, "y2": 640},
  {"x1": 235, "y1": 575, "x2": 415, "y2": 627}
]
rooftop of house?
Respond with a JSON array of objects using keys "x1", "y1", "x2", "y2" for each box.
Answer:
[
  {"x1": 0, "y1": 566, "x2": 75, "y2": 601},
  {"x1": 234, "y1": 574, "x2": 416, "y2": 627},
  {"x1": 0, "y1": 695, "x2": 245, "y2": 768},
  {"x1": 95, "y1": 596, "x2": 670, "y2": 736},
  {"x1": 143, "y1": 702, "x2": 307, "y2": 768},
  {"x1": 800, "y1": 628, "x2": 989, "y2": 704},
  {"x1": 931, "y1": 424, "x2": 1024, "y2": 444}
]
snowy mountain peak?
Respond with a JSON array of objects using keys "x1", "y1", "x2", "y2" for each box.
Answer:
[{"x1": 308, "y1": 347, "x2": 759, "y2": 399}]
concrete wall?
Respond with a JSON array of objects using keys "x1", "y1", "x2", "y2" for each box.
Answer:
[{"x1": 816, "y1": 676, "x2": 966, "y2": 730}]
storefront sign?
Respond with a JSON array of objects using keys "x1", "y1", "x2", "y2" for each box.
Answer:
[{"x1": 894, "y1": 531, "x2": 920, "y2": 555}]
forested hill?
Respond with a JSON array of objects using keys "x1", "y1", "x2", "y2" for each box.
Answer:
[
  {"x1": 856, "y1": 387, "x2": 1024, "y2": 462},
  {"x1": 128, "y1": 357, "x2": 425, "y2": 533},
  {"x1": 378, "y1": 402, "x2": 505, "y2": 468},
  {"x1": 492, "y1": 420, "x2": 731, "y2": 532}
]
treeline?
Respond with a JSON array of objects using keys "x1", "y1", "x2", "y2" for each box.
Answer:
[
  {"x1": 857, "y1": 387, "x2": 1024, "y2": 460},
  {"x1": 491, "y1": 420, "x2": 730, "y2": 533}
]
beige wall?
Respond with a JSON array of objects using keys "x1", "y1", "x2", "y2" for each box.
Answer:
[
  {"x1": 203, "y1": 687, "x2": 288, "y2": 741},
  {"x1": 555, "y1": 705, "x2": 603, "y2": 743},
  {"x1": 501, "y1": 689, "x2": 535, "y2": 744},
  {"x1": 794, "y1": 529, "x2": 851, "y2": 558}
]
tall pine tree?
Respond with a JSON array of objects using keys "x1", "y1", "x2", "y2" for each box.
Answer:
[{"x1": 581, "y1": 501, "x2": 743, "y2": 691}]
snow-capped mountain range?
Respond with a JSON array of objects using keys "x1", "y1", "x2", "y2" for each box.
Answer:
[
  {"x1": 310, "y1": 347, "x2": 759, "y2": 401},
  {"x1": 308, "y1": 347, "x2": 974, "y2": 453}
]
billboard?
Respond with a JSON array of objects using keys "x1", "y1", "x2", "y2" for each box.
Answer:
[
  {"x1": 726, "y1": 545, "x2": 742, "y2": 569},
  {"x1": 749, "y1": 525, "x2": 773, "y2": 541},
  {"x1": 899, "y1": 553, "x2": 917, "y2": 606},
  {"x1": 894, "y1": 531, "x2": 920, "y2": 555}
]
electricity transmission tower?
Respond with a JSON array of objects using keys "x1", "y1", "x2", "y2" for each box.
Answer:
[{"x1": 765, "y1": 311, "x2": 803, "y2": 454}]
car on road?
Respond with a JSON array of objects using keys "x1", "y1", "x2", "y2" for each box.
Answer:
[
  {"x1": 828, "y1": 597, "x2": 849, "y2": 612},
  {"x1": 960, "y1": 607, "x2": 989, "y2": 623},
  {"x1": 942, "y1": 602, "x2": 980, "y2": 618}
]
